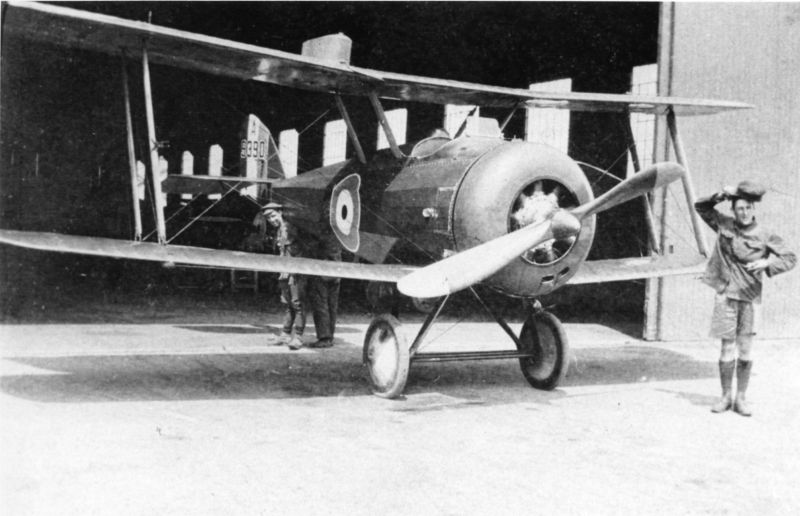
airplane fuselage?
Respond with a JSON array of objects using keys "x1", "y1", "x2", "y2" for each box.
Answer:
[{"x1": 272, "y1": 135, "x2": 596, "y2": 298}]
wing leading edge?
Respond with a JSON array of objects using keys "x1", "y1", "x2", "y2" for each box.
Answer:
[
  {"x1": 5, "y1": 1, "x2": 751, "y2": 115},
  {"x1": 1, "y1": 229, "x2": 706, "y2": 287},
  {"x1": 0, "y1": 230, "x2": 414, "y2": 283},
  {"x1": 569, "y1": 255, "x2": 707, "y2": 285}
]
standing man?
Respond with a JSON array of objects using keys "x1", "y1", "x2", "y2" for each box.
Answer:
[
  {"x1": 262, "y1": 202, "x2": 308, "y2": 351},
  {"x1": 307, "y1": 230, "x2": 342, "y2": 348},
  {"x1": 695, "y1": 180, "x2": 795, "y2": 416}
]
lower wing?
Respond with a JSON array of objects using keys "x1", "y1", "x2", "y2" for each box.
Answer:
[
  {"x1": 569, "y1": 255, "x2": 706, "y2": 284},
  {"x1": 0, "y1": 230, "x2": 413, "y2": 283},
  {"x1": 0, "y1": 229, "x2": 705, "y2": 289}
]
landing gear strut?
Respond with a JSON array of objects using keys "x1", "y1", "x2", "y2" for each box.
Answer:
[{"x1": 362, "y1": 292, "x2": 570, "y2": 398}]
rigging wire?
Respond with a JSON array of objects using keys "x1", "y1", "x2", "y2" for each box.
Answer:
[{"x1": 167, "y1": 186, "x2": 241, "y2": 244}]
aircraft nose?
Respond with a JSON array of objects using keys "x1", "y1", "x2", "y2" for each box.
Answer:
[{"x1": 550, "y1": 210, "x2": 581, "y2": 241}]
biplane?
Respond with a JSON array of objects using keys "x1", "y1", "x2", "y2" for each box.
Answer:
[{"x1": 0, "y1": 2, "x2": 751, "y2": 398}]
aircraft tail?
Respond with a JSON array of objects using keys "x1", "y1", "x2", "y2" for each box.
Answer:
[{"x1": 240, "y1": 114, "x2": 285, "y2": 183}]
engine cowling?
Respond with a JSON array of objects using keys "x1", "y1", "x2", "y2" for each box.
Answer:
[{"x1": 451, "y1": 141, "x2": 595, "y2": 297}]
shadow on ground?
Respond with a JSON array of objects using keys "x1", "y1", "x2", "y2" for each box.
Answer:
[
  {"x1": 660, "y1": 388, "x2": 719, "y2": 408},
  {"x1": 174, "y1": 324, "x2": 360, "y2": 335},
  {"x1": 1, "y1": 282, "x2": 643, "y2": 338},
  {"x1": 2, "y1": 345, "x2": 716, "y2": 405}
]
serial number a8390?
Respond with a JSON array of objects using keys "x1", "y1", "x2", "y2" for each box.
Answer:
[{"x1": 240, "y1": 139, "x2": 267, "y2": 159}]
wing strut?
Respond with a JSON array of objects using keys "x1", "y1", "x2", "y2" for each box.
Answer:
[
  {"x1": 623, "y1": 116, "x2": 660, "y2": 254},
  {"x1": 120, "y1": 52, "x2": 142, "y2": 242},
  {"x1": 498, "y1": 102, "x2": 523, "y2": 133},
  {"x1": 142, "y1": 43, "x2": 167, "y2": 244},
  {"x1": 368, "y1": 92, "x2": 405, "y2": 159},
  {"x1": 667, "y1": 107, "x2": 709, "y2": 257},
  {"x1": 334, "y1": 95, "x2": 367, "y2": 164}
]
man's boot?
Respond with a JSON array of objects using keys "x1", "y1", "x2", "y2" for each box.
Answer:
[
  {"x1": 734, "y1": 359, "x2": 753, "y2": 417},
  {"x1": 711, "y1": 360, "x2": 735, "y2": 413},
  {"x1": 288, "y1": 334, "x2": 304, "y2": 351}
]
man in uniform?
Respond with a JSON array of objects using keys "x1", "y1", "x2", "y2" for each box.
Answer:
[
  {"x1": 306, "y1": 229, "x2": 342, "y2": 348},
  {"x1": 262, "y1": 202, "x2": 307, "y2": 350},
  {"x1": 694, "y1": 180, "x2": 795, "y2": 416}
]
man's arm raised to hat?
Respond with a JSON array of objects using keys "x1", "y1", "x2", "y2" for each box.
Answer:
[{"x1": 694, "y1": 189, "x2": 733, "y2": 230}]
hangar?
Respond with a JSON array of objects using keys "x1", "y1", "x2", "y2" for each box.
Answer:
[{"x1": 1, "y1": 2, "x2": 797, "y2": 340}]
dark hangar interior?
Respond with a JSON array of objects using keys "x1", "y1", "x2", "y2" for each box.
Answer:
[{"x1": 0, "y1": 2, "x2": 660, "y2": 320}]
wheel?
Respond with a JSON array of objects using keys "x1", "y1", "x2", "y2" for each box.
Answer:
[
  {"x1": 518, "y1": 310, "x2": 569, "y2": 390},
  {"x1": 363, "y1": 314, "x2": 410, "y2": 398}
]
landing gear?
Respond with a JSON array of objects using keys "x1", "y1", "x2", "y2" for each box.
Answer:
[
  {"x1": 363, "y1": 314, "x2": 409, "y2": 398},
  {"x1": 518, "y1": 310, "x2": 569, "y2": 390},
  {"x1": 362, "y1": 292, "x2": 569, "y2": 398}
]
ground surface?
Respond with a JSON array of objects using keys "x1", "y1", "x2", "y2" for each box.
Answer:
[{"x1": 1, "y1": 292, "x2": 798, "y2": 515}]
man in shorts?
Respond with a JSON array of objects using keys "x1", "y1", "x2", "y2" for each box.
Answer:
[{"x1": 695, "y1": 181, "x2": 795, "y2": 416}]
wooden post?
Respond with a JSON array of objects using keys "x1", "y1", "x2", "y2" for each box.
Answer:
[
  {"x1": 181, "y1": 151, "x2": 194, "y2": 201},
  {"x1": 136, "y1": 161, "x2": 146, "y2": 201},
  {"x1": 208, "y1": 144, "x2": 223, "y2": 200},
  {"x1": 158, "y1": 156, "x2": 169, "y2": 208},
  {"x1": 142, "y1": 45, "x2": 167, "y2": 244},
  {"x1": 644, "y1": 1, "x2": 674, "y2": 342}
]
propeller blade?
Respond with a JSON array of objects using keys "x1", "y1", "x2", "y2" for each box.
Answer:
[
  {"x1": 571, "y1": 162, "x2": 685, "y2": 220},
  {"x1": 397, "y1": 210, "x2": 581, "y2": 298}
]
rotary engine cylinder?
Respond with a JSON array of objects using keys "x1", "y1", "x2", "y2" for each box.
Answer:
[{"x1": 452, "y1": 141, "x2": 595, "y2": 297}]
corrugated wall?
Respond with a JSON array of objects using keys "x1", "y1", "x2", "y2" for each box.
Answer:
[{"x1": 654, "y1": 3, "x2": 800, "y2": 340}]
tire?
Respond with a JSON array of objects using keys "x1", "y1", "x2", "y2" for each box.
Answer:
[
  {"x1": 518, "y1": 310, "x2": 569, "y2": 390},
  {"x1": 363, "y1": 314, "x2": 410, "y2": 398}
]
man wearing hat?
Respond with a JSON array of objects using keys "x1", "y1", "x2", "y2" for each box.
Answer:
[
  {"x1": 695, "y1": 181, "x2": 796, "y2": 416},
  {"x1": 260, "y1": 202, "x2": 308, "y2": 350}
]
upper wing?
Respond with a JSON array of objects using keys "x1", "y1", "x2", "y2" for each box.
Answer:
[
  {"x1": 0, "y1": 230, "x2": 414, "y2": 283},
  {"x1": 5, "y1": 1, "x2": 751, "y2": 115},
  {"x1": 569, "y1": 255, "x2": 707, "y2": 285}
]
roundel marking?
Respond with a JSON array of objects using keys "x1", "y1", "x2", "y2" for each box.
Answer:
[
  {"x1": 329, "y1": 173, "x2": 361, "y2": 253},
  {"x1": 335, "y1": 188, "x2": 354, "y2": 235}
]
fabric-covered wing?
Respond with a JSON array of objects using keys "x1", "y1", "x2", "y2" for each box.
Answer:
[
  {"x1": 0, "y1": 230, "x2": 414, "y2": 283},
  {"x1": 161, "y1": 175, "x2": 275, "y2": 196},
  {"x1": 569, "y1": 255, "x2": 707, "y2": 285},
  {"x1": 5, "y1": 1, "x2": 751, "y2": 115}
]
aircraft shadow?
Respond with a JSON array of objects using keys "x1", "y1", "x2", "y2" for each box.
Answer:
[
  {"x1": 404, "y1": 346, "x2": 717, "y2": 407},
  {"x1": 1, "y1": 345, "x2": 716, "y2": 405},
  {"x1": 173, "y1": 324, "x2": 362, "y2": 335},
  {"x1": 174, "y1": 325, "x2": 268, "y2": 335}
]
